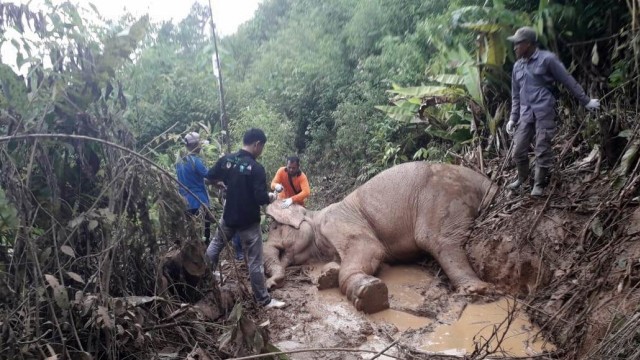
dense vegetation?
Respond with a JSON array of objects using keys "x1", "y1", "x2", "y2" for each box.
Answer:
[{"x1": 1, "y1": 0, "x2": 639, "y2": 358}]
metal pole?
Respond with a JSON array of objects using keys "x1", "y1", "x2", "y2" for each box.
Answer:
[{"x1": 207, "y1": 0, "x2": 231, "y2": 154}]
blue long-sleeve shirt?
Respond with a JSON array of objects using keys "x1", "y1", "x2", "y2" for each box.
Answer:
[
  {"x1": 510, "y1": 49, "x2": 590, "y2": 128},
  {"x1": 176, "y1": 154, "x2": 210, "y2": 210}
]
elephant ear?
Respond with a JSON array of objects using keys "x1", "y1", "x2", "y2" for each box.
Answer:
[{"x1": 266, "y1": 203, "x2": 306, "y2": 229}]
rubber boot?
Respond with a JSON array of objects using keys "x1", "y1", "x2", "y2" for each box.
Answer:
[
  {"x1": 507, "y1": 162, "x2": 529, "y2": 190},
  {"x1": 530, "y1": 167, "x2": 549, "y2": 196}
]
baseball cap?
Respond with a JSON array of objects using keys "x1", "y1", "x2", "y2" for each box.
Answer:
[
  {"x1": 507, "y1": 26, "x2": 537, "y2": 43},
  {"x1": 184, "y1": 132, "x2": 200, "y2": 145}
]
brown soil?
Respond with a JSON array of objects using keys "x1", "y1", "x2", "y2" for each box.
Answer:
[{"x1": 464, "y1": 165, "x2": 640, "y2": 359}]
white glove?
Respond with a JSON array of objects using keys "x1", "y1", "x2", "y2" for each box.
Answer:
[
  {"x1": 506, "y1": 120, "x2": 516, "y2": 136},
  {"x1": 268, "y1": 192, "x2": 277, "y2": 203},
  {"x1": 281, "y1": 198, "x2": 293, "y2": 209},
  {"x1": 274, "y1": 183, "x2": 284, "y2": 193},
  {"x1": 585, "y1": 98, "x2": 600, "y2": 111}
]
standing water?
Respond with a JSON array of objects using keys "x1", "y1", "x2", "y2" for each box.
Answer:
[{"x1": 305, "y1": 263, "x2": 555, "y2": 357}]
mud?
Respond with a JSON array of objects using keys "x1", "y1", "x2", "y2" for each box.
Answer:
[{"x1": 266, "y1": 263, "x2": 553, "y2": 359}]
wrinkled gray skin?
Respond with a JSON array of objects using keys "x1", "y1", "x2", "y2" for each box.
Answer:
[{"x1": 264, "y1": 162, "x2": 497, "y2": 313}]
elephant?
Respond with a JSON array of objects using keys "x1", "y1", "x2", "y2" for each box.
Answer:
[{"x1": 264, "y1": 162, "x2": 497, "y2": 314}]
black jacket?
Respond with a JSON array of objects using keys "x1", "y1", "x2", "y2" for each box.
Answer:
[{"x1": 207, "y1": 149, "x2": 270, "y2": 228}]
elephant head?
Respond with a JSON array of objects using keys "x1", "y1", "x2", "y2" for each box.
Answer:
[
  {"x1": 266, "y1": 202, "x2": 307, "y2": 229},
  {"x1": 263, "y1": 203, "x2": 336, "y2": 289}
]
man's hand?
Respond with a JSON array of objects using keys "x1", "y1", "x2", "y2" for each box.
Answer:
[
  {"x1": 268, "y1": 192, "x2": 277, "y2": 203},
  {"x1": 585, "y1": 98, "x2": 600, "y2": 111},
  {"x1": 281, "y1": 198, "x2": 293, "y2": 209},
  {"x1": 506, "y1": 120, "x2": 516, "y2": 136},
  {"x1": 274, "y1": 183, "x2": 284, "y2": 193}
]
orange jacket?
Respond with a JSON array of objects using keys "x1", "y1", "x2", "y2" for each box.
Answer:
[{"x1": 271, "y1": 167, "x2": 310, "y2": 206}]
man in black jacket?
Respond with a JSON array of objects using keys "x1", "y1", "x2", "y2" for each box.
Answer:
[{"x1": 206, "y1": 128, "x2": 285, "y2": 309}]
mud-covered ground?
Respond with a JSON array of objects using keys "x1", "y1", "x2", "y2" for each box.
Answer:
[{"x1": 258, "y1": 260, "x2": 554, "y2": 360}]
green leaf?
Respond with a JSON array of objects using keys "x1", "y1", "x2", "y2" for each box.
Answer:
[
  {"x1": 88, "y1": 220, "x2": 99, "y2": 231},
  {"x1": 456, "y1": 44, "x2": 483, "y2": 106},
  {"x1": 218, "y1": 328, "x2": 236, "y2": 349},
  {"x1": 431, "y1": 74, "x2": 465, "y2": 86},
  {"x1": 486, "y1": 32, "x2": 506, "y2": 66},
  {"x1": 60, "y1": 245, "x2": 76, "y2": 258},
  {"x1": 88, "y1": 2, "x2": 100, "y2": 15},
  {"x1": 617, "y1": 140, "x2": 639, "y2": 176},
  {"x1": 264, "y1": 343, "x2": 290, "y2": 360},
  {"x1": 66, "y1": 271, "x2": 85, "y2": 284},
  {"x1": 387, "y1": 85, "x2": 448, "y2": 97},
  {"x1": 44, "y1": 274, "x2": 69, "y2": 309},
  {"x1": 374, "y1": 105, "x2": 417, "y2": 122},
  {"x1": 253, "y1": 329, "x2": 265, "y2": 352},
  {"x1": 590, "y1": 217, "x2": 604, "y2": 237},
  {"x1": 617, "y1": 129, "x2": 634, "y2": 138},
  {"x1": 591, "y1": 43, "x2": 599, "y2": 66},
  {"x1": 459, "y1": 22, "x2": 501, "y2": 33},
  {"x1": 68, "y1": 215, "x2": 85, "y2": 228},
  {"x1": 228, "y1": 302, "x2": 243, "y2": 322},
  {"x1": 16, "y1": 52, "x2": 25, "y2": 68}
]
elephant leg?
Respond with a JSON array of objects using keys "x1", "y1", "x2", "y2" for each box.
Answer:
[
  {"x1": 338, "y1": 242, "x2": 389, "y2": 314},
  {"x1": 435, "y1": 242, "x2": 491, "y2": 294},
  {"x1": 416, "y1": 215, "x2": 491, "y2": 295},
  {"x1": 424, "y1": 228, "x2": 491, "y2": 295}
]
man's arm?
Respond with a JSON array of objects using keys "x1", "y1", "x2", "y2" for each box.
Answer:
[
  {"x1": 271, "y1": 167, "x2": 285, "y2": 190},
  {"x1": 291, "y1": 173, "x2": 311, "y2": 203},
  {"x1": 195, "y1": 157, "x2": 208, "y2": 178},
  {"x1": 252, "y1": 164, "x2": 272, "y2": 205},
  {"x1": 509, "y1": 66, "x2": 521, "y2": 124},
  {"x1": 207, "y1": 157, "x2": 225, "y2": 183},
  {"x1": 547, "y1": 54, "x2": 590, "y2": 106}
]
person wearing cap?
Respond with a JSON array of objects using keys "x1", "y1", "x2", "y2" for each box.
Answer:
[
  {"x1": 205, "y1": 128, "x2": 286, "y2": 309},
  {"x1": 505, "y1": 26, "x2": 601, "y2": 196},
  {"x1": 176, "y1": 132, "x2": 212, "y2": 241},
  {"x1": 270, "y1": 156, "x2": 311, "y2": 209}
]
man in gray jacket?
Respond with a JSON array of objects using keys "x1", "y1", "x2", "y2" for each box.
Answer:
[{"x1": 506, "y1": 26, "x2": 600, "y2": 196}]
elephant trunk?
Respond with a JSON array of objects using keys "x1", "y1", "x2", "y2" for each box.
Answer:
[{"x1": 263, "y1": 242, "x2": 288, "y2": 289}]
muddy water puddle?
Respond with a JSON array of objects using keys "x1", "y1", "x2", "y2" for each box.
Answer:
[
  {"x1": 318, "y1": 288, "x2": 432, "y2": 331},
  {"x1": 419, "y1": 298, "x2": 556, "y2": 356},
  {"x1": 277, "y1": 263, "x2": 553, "y2": 358}
]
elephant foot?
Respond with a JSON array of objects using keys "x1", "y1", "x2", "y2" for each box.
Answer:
[
  {"x1": 316, "y1": 262, "x2": 340, "y2": 290},
  {"x1": 350, "y1": 277, "x2": 389, "y2": 314},
  {"x1": 457, "y1": 279, "x2": 501, "y2": 297}
]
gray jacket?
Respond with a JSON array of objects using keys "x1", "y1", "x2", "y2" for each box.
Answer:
[{"x1": 510, "y1": 49, "x2": 590, "y2": 128}]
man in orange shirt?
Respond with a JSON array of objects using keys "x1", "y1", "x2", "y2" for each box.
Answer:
[{"x1": 271, "y1": 156, "x2": 311, "y2": 208}]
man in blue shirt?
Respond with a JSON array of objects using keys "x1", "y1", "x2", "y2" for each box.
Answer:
[
  {"x1": 505, "y1": 26, "x2": 601, "y2": 196},
  {"x1": 206, "y1": 128, "x2": 285, "y2": 309},
  {"x1": 176, "y1": 132, "x2": 212, "y2": 241}
]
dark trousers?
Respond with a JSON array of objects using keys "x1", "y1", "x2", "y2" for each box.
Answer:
[
  {"x1": 206, "y1": 221, "x2": 270, "y2": 305},
  {"x1": 232, "y1": 234, "x2": 244, "y2": 260},
  {"x1": 186, "y1": 207, "x2": 212, "y2": 240},
  {"x1": 512, "y1": 121, "x2": 556, "y2": 168}
]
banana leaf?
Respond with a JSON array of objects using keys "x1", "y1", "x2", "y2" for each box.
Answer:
[{"x1": 387, "y1": 84, "x2": 448, "y2": 97}]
